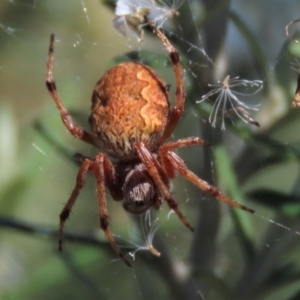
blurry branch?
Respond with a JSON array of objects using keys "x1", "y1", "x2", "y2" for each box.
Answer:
[
  {"x1": 254, "y1": 135, "x2": 300, "y2": 160},
  {"x1": 59, "y1": 251, "x2": 107, "y2": 299},
  {"x1": 198, "y1": 0, "x2": 231, "y2": 30},
  {"x1": 0, "y1": 215, "x2": 111, "y2": 249},
  {"x1": 241, "y1": 130, "x2": 300, "y2": 165},
  {"x1": 235, "y1": 126, "x2": 300, "y2": 162},
  {"x1": 234, "y1": 214, "x2": 300, "y2": 299},
  {"x1": 201, "y1": 0, "x2": 230, "y2": 73},
  {"x1": 0, "y1": 215, "x2": 218, "y2": 300},
  {"x1": 192, "y1": 270, "x2": 234, "y2": 300},
  {"x1": 226, "y1": 120, "x2": 300, "y2": 184},
  {"x1": 189, "y1": 0, "x2": 231, "y2": 275}
]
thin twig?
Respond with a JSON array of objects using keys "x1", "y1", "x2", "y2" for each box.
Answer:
[{"x1": 0, "y1": 216, "x2": 111, "y2": 249}]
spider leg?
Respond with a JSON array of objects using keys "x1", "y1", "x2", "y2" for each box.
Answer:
[
  {"x1": 162, "y1": 150, "x2": 255, "y2": 214},
  {"x1": 135, "y1": 142, "x2": 194, "y2": 232},
  {"x1": 93, "y1": 153, "x2": 131, "y2": 267},
  {"x1": 145, "y1": 18, "x2": 185, "y2": 144},
  {"x1": 46, "y1": 34, "x2": 97, "y2": 147},
  {"x1": 59, "y1": 158, "x2": 94, "y2": 252},
  {"x1": 75, "y1": 152, "x2": 123, "y2": 201},
  {"x1": 59, "y1": 154, "x2": 128, "y2": 266},
  {"x1": 161, "y1": 137, "x2": 210, "y2": 149},
  {"x1": 159, "y1": 137, "x2": 209, "y2": 178}
]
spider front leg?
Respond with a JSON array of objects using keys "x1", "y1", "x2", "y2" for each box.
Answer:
[
  {"x1": 92, "y1": 154, "x2": 131, "y2": 267},
  {"x1": 46, "y1": 34, "x2": 96, "y2": 147},
  {"x1": 159, "y1": 137, "x2": 209, "y2": 178},
  {"x1": 59, "y1": 153, "x2": 130, "y2": 267},
  {"x1": 59, "y1": 158, "x2": 93, "y2": 251},
  {"x1": 160, "y1": 147, "x2": 255, "y2": 214},
  {"x1": 135, "y1": 142, "x2": 194, "y2": 232},
  {"x1": 145, "y1": 17, "x2": 185, "y2": 144}
]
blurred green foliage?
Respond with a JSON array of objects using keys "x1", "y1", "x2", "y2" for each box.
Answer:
[{"x1": 1, "y1": 0, "x2": 300, "y2": 299}]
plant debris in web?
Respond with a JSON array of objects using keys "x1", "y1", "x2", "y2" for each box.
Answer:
[
  {"x1": 197, "y1": 75, "x2": 263, "y2": 130},
  {"x1": 113, "y1": 0, "x2": 181, "y2": 41}
]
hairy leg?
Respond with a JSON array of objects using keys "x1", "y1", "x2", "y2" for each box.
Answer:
[
  {"x1": 135, "y1": 142, "x2": 194, "y2": 232},
  {"x1": 163, "y1": 150, "x2": 255, "y2": 214},
  {"x1": 46, "y1": 34, "x2": 96, "y2": 147},
  {"x1": 59, "y1": 158, "x2": 94, "y2": 251},
  {"x1": 93, "y1": 153, "x2": 131, "y2": 267}
]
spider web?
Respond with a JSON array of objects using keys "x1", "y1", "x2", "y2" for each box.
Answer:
[{"x1": 1, "y1": 0, "x2": 300, "y2": 299}]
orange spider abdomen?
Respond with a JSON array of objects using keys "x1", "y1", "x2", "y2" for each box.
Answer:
[{"x1": 89, "y1": 62, "x2": 170, "y2": 159}]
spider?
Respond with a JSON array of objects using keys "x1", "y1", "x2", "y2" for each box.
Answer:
[{"x1": 45, "y1": 16, "x2": 254, "y2": 267}]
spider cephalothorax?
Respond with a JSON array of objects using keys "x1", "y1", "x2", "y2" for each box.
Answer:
[
  {"x1": 46, "y1": 16, "x2": 254, "y2": 267},
  {"x1": 121, "y1": 161, "x2": 162, "y2": 214}
]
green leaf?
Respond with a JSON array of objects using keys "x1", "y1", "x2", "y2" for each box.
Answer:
[{"x1": 214, "y1": 146, "x2": 255, "y2": 260}]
